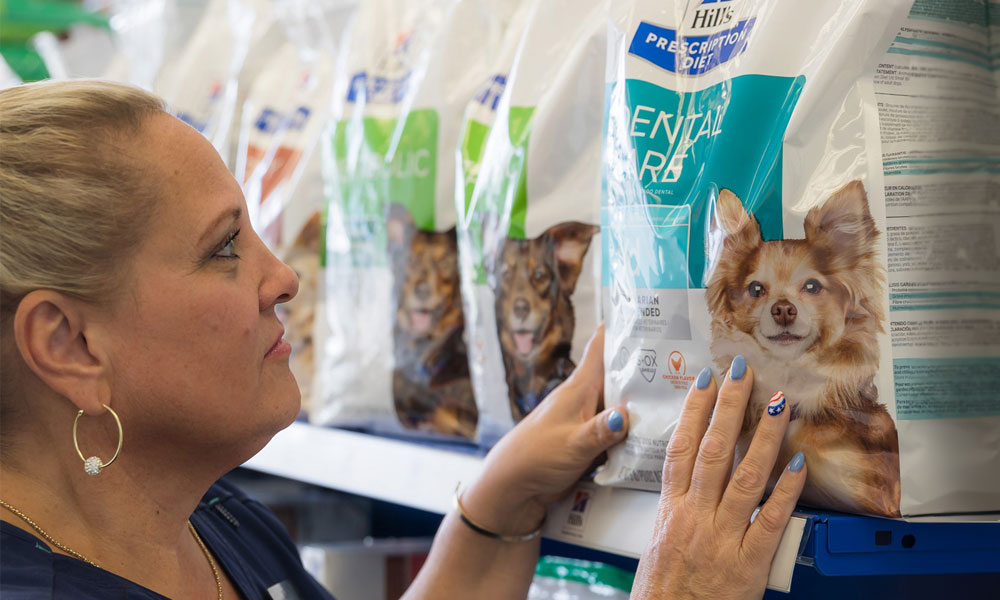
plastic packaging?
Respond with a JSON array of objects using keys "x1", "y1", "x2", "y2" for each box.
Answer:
[
  {"x1": 235, "y1": 0, "x2": 355, "y2": 414},
  {"x1": 528, "y1": 556, "x2": 634, "y2": 600},
  {"x1": 457, "y1": 0, "x2": 606, "y2": 446},
  {"x1": 596, "y1": 0, "x2": 924, "y2": 517},
  {"x1": 154, "y1": 0, "x2": 274, "y2": 162},
  {"x1": 313, "y1": 0, "x2": 518, "y2": 439}
]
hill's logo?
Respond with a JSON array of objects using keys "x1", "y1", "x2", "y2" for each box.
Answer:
[
  {"x1": 473, "y1": 74, "x2": 507, "y2": 112},
  {"x1": 628, "y1": 0, "x2": 755, "y2": 76},
  {"x1": 690, "y1": 0, "x2": 738, "y2": 30},
  {"x1": 347, "y1": 30, "x2": 419, "y2": 104}
]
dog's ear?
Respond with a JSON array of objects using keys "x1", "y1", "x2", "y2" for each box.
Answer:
[
  {"x1": 804, "y1": 179, "x2": 879, "y2": 267},
  {"x1": 713, "y1": 189, "x2": 761, "y2": 253},
  {"x1": 386, "y1": 203, "x2": 414, "y2": 250},
  {"x1": 293, "y1": 212, "x2": 322, "y2": 253},
  {"x1": 545, "y1": 222, "x2": 598, "y2": 293}
]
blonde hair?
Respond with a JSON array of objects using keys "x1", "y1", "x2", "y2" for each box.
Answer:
[
  {"x1": 1, "y1": 80, "x2": 166, "y2": 436},
  {"x1": 0, "y1": 79, "x2": 166, "y2": 314}
]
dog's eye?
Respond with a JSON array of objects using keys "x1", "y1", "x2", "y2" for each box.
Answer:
[
  {"x1": 803, "y1": 279, "x2": 823, "y2": 294},
  {"x1": 532, "y1": 268, "x2": 549, "y2": 284},
  {"x1": 748, "y1": 281, "x2": 766, "y2": 298}
]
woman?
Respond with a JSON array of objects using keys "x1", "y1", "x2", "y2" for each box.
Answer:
[{"x1": 0, "y1": 80, "x2": 806, "y2": 599}]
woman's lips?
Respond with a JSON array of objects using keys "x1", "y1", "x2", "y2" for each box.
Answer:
[{"x1": 265, "y1": 330, "x2": 292, "y2": 358}]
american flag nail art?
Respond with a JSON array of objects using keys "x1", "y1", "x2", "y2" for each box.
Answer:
[{"x1": 768, "y1": 391, "x2": 786, "y2": 416}]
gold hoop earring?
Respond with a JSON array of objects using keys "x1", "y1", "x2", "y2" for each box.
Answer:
[{"x1": 73, "y1": 404, "x2": 123, "y2": 476}]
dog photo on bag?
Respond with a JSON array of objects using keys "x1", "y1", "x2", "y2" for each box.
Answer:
[
  {"x1": 388, "y1": 204, "x2": 478, "y2": 439},
  {"x1": 491, "y1": 221, "x2": 598, "y2": 422},
  {"x1": 706, "y1": 179, "x2": 901, "y2": 516}
]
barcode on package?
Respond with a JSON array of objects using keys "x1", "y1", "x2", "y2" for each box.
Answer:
[
  {"x1": 560, "y1": 487, "x2": 594, "y2": 538},
  {"x1": 620, "y1": 467, "x2": 661, "y2": 484}
]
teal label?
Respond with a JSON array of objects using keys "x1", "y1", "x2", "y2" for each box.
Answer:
[
  {"x1": 894, "y1": 357, "x2": 1000, "y2": 420},
  {"x1": 603, "y1": 74, "x2": 804, "y2": 289}
]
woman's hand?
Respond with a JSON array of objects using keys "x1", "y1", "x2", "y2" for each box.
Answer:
[
  {"x1": 461, "y1": 325, "x2": 628, "y2": 536},
  {"x1": 631, "y1": 358, "x2": 807, "y2": 600}
]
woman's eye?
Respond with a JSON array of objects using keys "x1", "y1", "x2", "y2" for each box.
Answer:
[
  {"x1": 803, "y1": 279, "x2": 823, "y2": 294},
  {"x1": 214, "y1": 229, "x2": 240, "y2": 260},
  {"x1": 748, "y1": 281, "x2": 766, "y2": 298}
]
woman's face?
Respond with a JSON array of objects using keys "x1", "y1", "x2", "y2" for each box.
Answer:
[{"x1": 99, "y1": 113, "x2": 300, "y2": 463}]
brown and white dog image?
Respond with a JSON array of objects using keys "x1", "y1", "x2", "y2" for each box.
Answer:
[
  {"x1": 705, "y1": 180, "x2": 900, "y2": 517},
  {"x1": 493, "y1": 222, "x2": 598, "y2": 422},
  {"x1": 388, "y1": 205, "x2": 477, "y2": 439}
]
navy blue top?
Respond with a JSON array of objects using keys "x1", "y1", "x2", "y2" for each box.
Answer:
[{"x1": 1, "y1": 478, "x2": 335, "y2": 599}]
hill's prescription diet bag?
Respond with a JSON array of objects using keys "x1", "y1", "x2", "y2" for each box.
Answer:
[{"x1": 596, "y1": 0, "x2": 1000, "y2": 518}]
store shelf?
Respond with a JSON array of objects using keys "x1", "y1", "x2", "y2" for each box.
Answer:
[
  {"x1": 244, "y1": 421, "x2": 805, "y2": 589},
  {"x1": 242, "y1": 422, "x2": 686, "y2": 556},
  {"x1": 244, "y1": 422, "x2": 1000, "y2": 585},
  {"x1": 243, "y1": 422, "x2": 484, "y2": 515}
]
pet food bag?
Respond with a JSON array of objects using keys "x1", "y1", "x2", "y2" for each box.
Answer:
[
  {"x1": 235, "y1": 1, "x2": 354, "y2": 415},
  {"x1": 154, "y1": 0, "x2": 277, "y2": 164},
  {"x1": 597, "y1": 0, "x2": 1000, "y2": 516},
  {"x1": 457, "y1": 0, "x2": 606, "y2": 446},
  {"x1": 313, "y1": 0, "x2": 518, "y2": 439},
  {"x1": 599, "y1": 0, "x2": 1000, "y2": 518}
]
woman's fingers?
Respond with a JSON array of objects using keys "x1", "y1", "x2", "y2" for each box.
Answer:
[
  {"x1": 661, "y1": 366, "x2": 717, "y2": 498},
  {"x1": 563, "y1": 324, "x2": 605, "y2": 414},
  {"x1": 716, "y1": 391, "x2": 790, "y2": 531},
  {"x1": 740, "y1": 453, "x2": 807, "y2": 567},
  {"x1": 688, "y1": 356, "x2": 754, "y2": 508},
  {"x1": 570, "y1": 406, "x2": 629, "y2": 463}
]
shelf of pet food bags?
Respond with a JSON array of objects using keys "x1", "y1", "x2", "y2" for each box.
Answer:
[{"x1": 243, "y1": 421, "x2": 1000, "y2": 586}]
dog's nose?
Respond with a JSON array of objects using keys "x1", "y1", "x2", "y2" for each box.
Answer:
[
  {"x1": 771, "y1": 300, "x2": 797, "y2": 327},
  {"x1": 513, "y1": 297, "x2": 530, "y2": 320},
  {"x1": 415, "y1": 281, "x2": 430, "y2": 300}
]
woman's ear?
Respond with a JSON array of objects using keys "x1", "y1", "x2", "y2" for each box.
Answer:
[{"x1": 12, "y1": 290, "x2": 110, "y2": 415}]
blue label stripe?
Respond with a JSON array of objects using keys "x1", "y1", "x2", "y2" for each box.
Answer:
[
  {"x1": 886, "y1": 47, "x2": 995, "y2": 70},
  {"x1": 893, "y1": 36, "x2": 991, "y2": 60},
  {"x1": 885, "y1": 167, "x2": 1000, "y2": 176},
  {"x1": 883, "y1": 157, "x2": 1000, "y2": 166},
  {"x1": 890, "y1": 303, "x2": 1000, "y2": 312},
  {"x1": 629, "y1": 18, "x2": 757, "y2": 76},
  {"x1": 891, "y1": 291, "x2": 1000, "y2": 300}
]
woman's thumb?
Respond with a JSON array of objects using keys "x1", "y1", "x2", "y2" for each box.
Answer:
[{"x1": 574, "y1": 406, "x2": 629, "y2": 460}]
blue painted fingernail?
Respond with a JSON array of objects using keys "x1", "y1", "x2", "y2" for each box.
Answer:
[
  {"x1": 730, "y1": 355, "x2": 747, "y2": 380},
  {"x1": 788, "y1": 451, "x2": 805, "y2": 472},
  {"x1": 608, "y1": 409, "x2": 624, "y2": 433},
  {"x1": 767, "y1": 391, "x2": 786, "y2": 416},
  {"x1": 696, "y1": 367, "x2": 712, "y2": 390}
]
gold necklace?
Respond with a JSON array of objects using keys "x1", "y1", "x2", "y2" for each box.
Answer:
[
  {"x1": 0, "y1": 498, "x2": 98, "y2": 566},
  {"x1": 189, "y1": 520, "x2": 224, "y2": 600},
  {"x1": 1, "y1": 499, "x2": 223, "y2": 599}
]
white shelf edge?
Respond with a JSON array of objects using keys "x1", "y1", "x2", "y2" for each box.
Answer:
[
  {"x1": 243, "y1": 422, "x2": 484, "y2": 515},
  {"x1": 243, "y1": 421, "x2": 806, "y2": 580}
]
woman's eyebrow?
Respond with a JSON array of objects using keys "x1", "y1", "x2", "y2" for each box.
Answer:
[{"x1": 198, "y1": 206, "x2": 242, "y2": 245}]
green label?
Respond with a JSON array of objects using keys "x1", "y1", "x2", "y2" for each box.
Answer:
[
  {"x1": 387, "y1": 109, "x2": 438, "y2": 230},
  {"x1": 325, "y1": 109, "x2": 438, "y2": 269},
  {"x1": 459, "y1": 118, "x2": 491, "y2": 283},
  {"x1": 460, "y1": 106, "x2": 536, "y2": 283}
]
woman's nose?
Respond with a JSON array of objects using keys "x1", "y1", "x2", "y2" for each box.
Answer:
[{"x1": 261, "y1": 248, "x2": 300, "y2": 310}]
